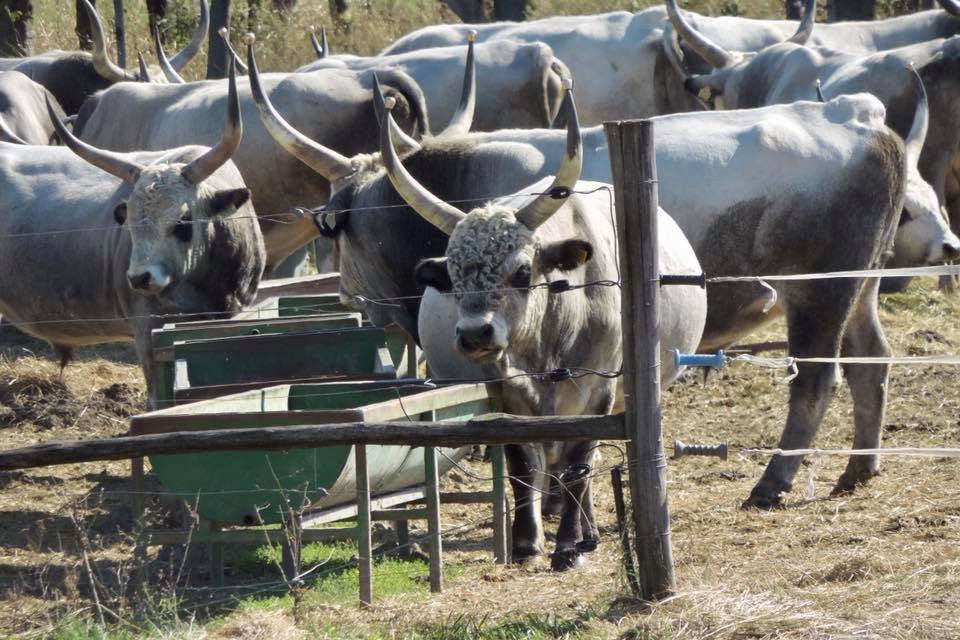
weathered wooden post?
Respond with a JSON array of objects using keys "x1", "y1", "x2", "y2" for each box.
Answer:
[{"x1": 603, "y1": 119, "x2": 675, "y2": 600}]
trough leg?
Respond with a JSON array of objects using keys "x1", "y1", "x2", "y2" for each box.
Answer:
[
  {"x1": 424, "y1": 446, "x2": 443, "y2": 593},
  {"x1": 834, "y1": 281, "x2": 890, "y2": 493},
  {"x1": 490, "y1": 445, "x2": 508, "y2": 564},
  {"x1": 743, "y1": 280, "x2": 858, "y2": 509},
  {"x1": 356, "y1": 445, "x2": 372, "y2": 607}
]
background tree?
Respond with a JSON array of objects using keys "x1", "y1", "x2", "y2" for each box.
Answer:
[
  {"x1": 828, "y1": 0, "x2": 875, "y2": 21},
  {"x1": 147, "y1": 0, "x2": 167, "y2": 41},
  {"x1": 0, "y1": 0, "x2": 33, "y2": 56},
  {"x1": 207, "y1": 0, "x2": 230, "y2": 78}
]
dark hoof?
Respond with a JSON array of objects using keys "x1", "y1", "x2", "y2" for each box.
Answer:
[
  {"x1": 576, "y1": 538, "x2": 598, "y2": 553},
  {"x1": 550, "y1": 548, "x2": 586, "y2": 571},
  {"x1": 831, "y1": 468, "x2": 879, "y2": 495},
  {"x1": 741, "y1": 489, "x2": 785, "y2": 510}
]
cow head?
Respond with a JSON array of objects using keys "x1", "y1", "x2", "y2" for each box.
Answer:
[
  {"x1": 895, "y1": 67, "x2": 960, "y2": 266},
  {"x1": 398, "y1": 85, "x2": 584, "y2": 363},
  {"x1": 664, "y1": 0, "x2": 814, "y2": 106},
  {"x1": 49, "y1": 60, "x2": 264, "y2": 310}
]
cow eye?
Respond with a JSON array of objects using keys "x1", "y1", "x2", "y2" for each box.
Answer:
[
  {"x1": 899, "y1": 209, "x2": 911, "y2": 227},
  {"x1": 173, "y1": 215, "x2": 193, "y2": 242},
  {"x1": 510, "y1": 265, "x2": 531, "y2": 290}
]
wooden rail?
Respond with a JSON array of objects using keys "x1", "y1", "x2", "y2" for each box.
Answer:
[{"x1": 0, "y1": 414, "x2": 624, "y2": 471}]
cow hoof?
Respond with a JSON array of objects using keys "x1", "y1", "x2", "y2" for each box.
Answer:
[
  {"x1": 740, "y1": 488, "x2": 784, "y2": 510},
  {"x1": 831, "y1": 468, "x2": 879, "y2": 495},
  {"x1": 576, "y1": 538, "x2": 598, "y2": 553},
  {"x1": 550, "y1": 548, "x2": 586, "y2": 571}
]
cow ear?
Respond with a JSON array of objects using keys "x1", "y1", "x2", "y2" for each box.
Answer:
[
  {"x1": 541, "y1": 239, "x2": 593, "y2": 272},
  {"x1": 113, "y1": 202, "x2": 127, "y2": 225},
  {"x1": 415, "y1": 258, "x2": 452, "y2": 292},
  {"x1": 210, "y1": 188, "x2": 251, "y2": 216}
]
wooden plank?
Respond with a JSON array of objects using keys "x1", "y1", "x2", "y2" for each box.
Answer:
[
  {"x1": 250, "y1": 273, "x2": 340, "y2": 307},
  {"x1": 356, "y1": 444, "x2": 372, "y2": 607},
  {"x1": 0, "y1": 414, "x2": 626, "y2": 471},
  {"x1": 605, "y1": 118, "x2": 675, "y2": 600},
  {"x1": 424, "y1": 445, "x2": 443, "y2": 593},
  {"x1": 437, "y1": 491, "x2": 495, "y2": 504},
  {"x1": 142, "y1": 526, "x2": 357, "y2": 545},
  {"x1": 301, "y1": 487, "x2": 425, "y2": 527}
]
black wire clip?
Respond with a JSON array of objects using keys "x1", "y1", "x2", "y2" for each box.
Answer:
[{"x1": 660, "y1": 272, "x2": 707, "y2": 288}]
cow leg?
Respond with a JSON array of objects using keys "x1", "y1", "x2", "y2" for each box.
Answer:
[
  {"x1": 541, "y1": 465, "x2": 564, "y2": 518},
  {"x1": 505, "y1": 443, "x2": 545, "y2": 563},
  {"x1": 550, "y1": 440, "x2": 595, "y2": 571},
  {"x1": 743, "y1": 283, "x2": 855, "y2": 509},
  {"x1": 834, "y1": 281, "x2": 890, "y2": 493}
]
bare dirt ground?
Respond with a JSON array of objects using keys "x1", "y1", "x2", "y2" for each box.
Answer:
[{"x1": 0, "y1": 279, "x2": 958, "y2": 638}]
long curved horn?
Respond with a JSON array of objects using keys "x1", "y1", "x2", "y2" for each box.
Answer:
[
  {"x1": 665, "y1": 0, "x2": 735, "y2": 69},
  {"x1": 437, "y1": 30, "x2": 477, "y2": 137},
  {"x1": 904, "y1": 64, "x2": 929, "y2": 168},
  {"x1": 0, "y1": 115, "x2": 27, "y2": 144},
  {"x1": 136, "y1": 51, "x2": 152, "y2": 82},
  {"x1": 937, "y1": 0, "x2": 960, "y2": 17},
  {"x1": 47, "y1": 95, "x2": 143, "y2": 183},
  {"x1": 310, "y1": 25, "x2": 329, "y2": 59},
  {"x1": 83, "y1": 0, "x2": 136, "y2": 83},
  {"x1": 181, "y1": 58, "x2": 241, "y2": 184},
  {"x1": 218, "y1": 28, "x2": 249, "y2": 74},
  {"x1": 786, "y1": 0, "x2": 816, "y2": 45},
  {"x1": 515, "y1": 80, "x2": 581, "y2": 230},
  {"x1": 370, "y1": 73, "x2": 423, "y2": 155},
  {"x1": 814, "y1": 78, "x2": 825, "y2": 102},
  {"x1": 246, "y1": 34, "x2": 355, "y2": 182},
  {"x1": 154, "y1": 27, "x2": 186, "y2": 83},
  {"x1": 169, "y1": 0, "x2": 209, "y2": 71},
  {"x1": 376, "y1": 78, "x2": 465, "y2": 236}
]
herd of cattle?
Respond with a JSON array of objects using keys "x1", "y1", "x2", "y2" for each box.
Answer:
[{"x1": 0, "y1": 0, "x2": 958, "y2": 570}]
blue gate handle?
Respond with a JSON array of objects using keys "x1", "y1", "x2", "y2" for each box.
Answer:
[{"x1": 673, "y1": 349, "x2": 725, "y2": 369}]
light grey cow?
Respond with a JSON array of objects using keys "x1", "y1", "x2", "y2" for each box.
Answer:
[
  {"x1": 76, "y1": 40, "x2": 429, "y2": 276},
  {"x1": 298, "y1": 34, "x2": 568, "y2": 131},
  {"x1": 381, "y1": 0, "x2": 960, "y2": 124},
  {"x1": 0, "y1": 71, "x2": 65, "y2": 144},
  {"x1": 381, "y1": 90, "x2": 705, "y2": 569},
  {"x1": 667, "y1": 0, "x2": 960, "y2": 267},
  {"x1": 0, "y1": 63, "x2": 265, "y2": 406}
]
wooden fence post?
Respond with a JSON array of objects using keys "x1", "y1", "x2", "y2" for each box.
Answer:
[{"x1": 603, "y1": 118, "x2": 675, "y2": 600}]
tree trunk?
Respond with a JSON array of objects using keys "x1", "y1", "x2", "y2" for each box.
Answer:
[
  {"x1": 328, "y1": 0, "x2": 352, "y2": 32},
  {"x1": 206, "y1": 0, "x2": 230, "y2": 79},
  {"x1": 272, "y1": 0, "x2": 297, "y2": 11},
  {"x1": 0, "y1": 0, "x2": 33, "y2": 56},
  {"x1": 493, "y1": 0, "x2": 529, "y2": 20},
  {"x1": 784, "y1": 0, "x2": 803, "y2": 19},
  {"x1": 75, "y1": 0, "x2": 94, "y2": 50},
  {"x1": 828, "y1": 0, "x2": 874, "y2": 21},
  {"x1": 443, "y1": 0, "x2": 485, "y2": 22},
  {"x1": 146, "y1": 0, "x2": 166, "y2": 41}
]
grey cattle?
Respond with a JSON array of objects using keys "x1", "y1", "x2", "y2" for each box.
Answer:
[
  {"x1": 298, "y1": 36, "x2": 568, "y2": 131},
  {"x1": 381, "y1": 0, "x2": 960, "y2": 124},
  {"x1": 76, "y1": 45, "x2": 429, "y2": 275},
  {"x1": 0, "y1": 0, "x2": 207, "y2": 114},
  {"x1": 0, "y1": 71, "x2": 65, "y2": 144},
  {"x1": 668, "y1": 1, "x2": 960, "y2": 263},
  {"x1": 447, "y1": 94, "x2": 910, "y2": 507},
  {"x1": 0, "y1": 64, "x2": 264, "y2": 405},
  {"x1": 393, "y1": 93, "x2": 705, "y2": 569}
]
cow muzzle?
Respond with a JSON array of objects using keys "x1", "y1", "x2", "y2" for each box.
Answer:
[
  {"x1": 126, "y1": 267, "x2": 172, "y2": 295},
  {"x1": 455, "y1": 322, "x2": 505, "y2": 363}
]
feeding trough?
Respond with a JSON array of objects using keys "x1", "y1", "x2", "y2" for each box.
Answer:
[{"x1": 129, "y1": 380, "x2": 508, "y2": 596}]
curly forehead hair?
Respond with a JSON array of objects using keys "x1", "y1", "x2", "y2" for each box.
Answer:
[
  {"x1": 127, "y1": 165, "x2": 193, "y2": 215},
  {"x1": 446, "y1": 206, "x2": 534, "y2": 296}
]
